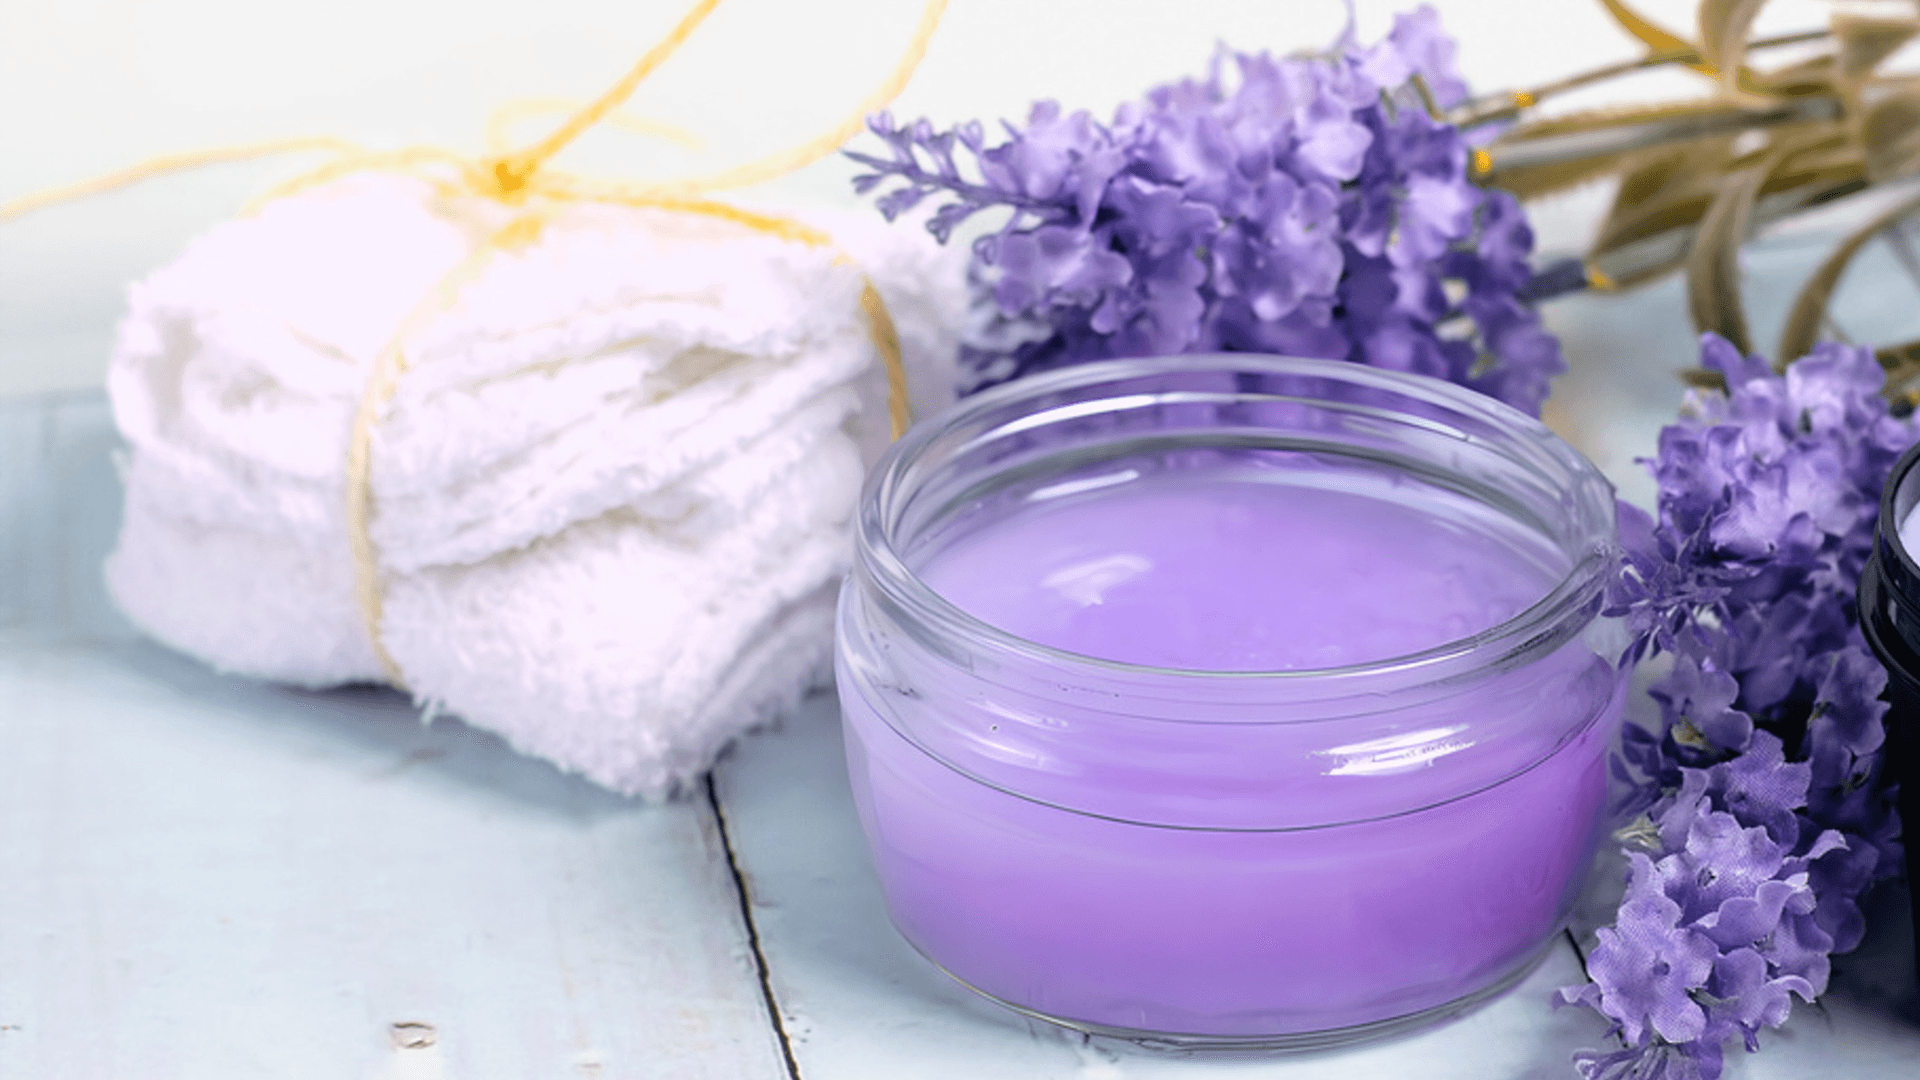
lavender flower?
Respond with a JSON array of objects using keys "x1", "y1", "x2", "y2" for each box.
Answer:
[
  {"x1": 849, "y1": 5, "x2": 1565, "y2": 415},
  {"x1": 1567, "y1": 334, "x2": 1912, "y2": 1080}
]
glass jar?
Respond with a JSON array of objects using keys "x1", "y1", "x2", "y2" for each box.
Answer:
[{"x1": 835, "y1": 355, "x2": 1626, "y2": 1048}]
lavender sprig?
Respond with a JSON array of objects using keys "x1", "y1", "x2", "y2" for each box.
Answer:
[
  {"x1": 848, "y1": 6, "x2": 1566, "y2": 415},
  {"x1": 1566, "y1": 334, "x2": 1911, "y2": 1080}
]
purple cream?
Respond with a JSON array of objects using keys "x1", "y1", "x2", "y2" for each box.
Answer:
[{"x1": 836, "y1": 357, "x2": 1624, "y2": 1045}]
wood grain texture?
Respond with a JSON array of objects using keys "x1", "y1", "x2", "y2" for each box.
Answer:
[{"x1": 0, "y1": 394, "x2": 135, "y2": 642}]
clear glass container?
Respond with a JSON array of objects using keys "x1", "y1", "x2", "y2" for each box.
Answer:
[{"x1": 835, "y1": 355, "x2": 1627, "y2": 1048}]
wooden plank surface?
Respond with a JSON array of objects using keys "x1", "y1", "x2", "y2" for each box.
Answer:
[{"x1": 0, "y1": 394, "x2": 133, "y2": 643}]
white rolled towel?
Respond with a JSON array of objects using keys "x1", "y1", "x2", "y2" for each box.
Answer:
[{"x1": 104, "y1": 173, "x2": 963, "y2": 797}]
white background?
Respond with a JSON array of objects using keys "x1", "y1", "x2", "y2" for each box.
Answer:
[{"x1": 0, "y1": 0, "x2": 1847, "y2": 397}]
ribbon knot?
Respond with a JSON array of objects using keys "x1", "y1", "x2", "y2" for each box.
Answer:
[{"x1": 478, "y1": 156, "x2": 538, "y2": 202}]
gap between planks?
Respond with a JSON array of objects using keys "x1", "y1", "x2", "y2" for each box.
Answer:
[{"x1": 705, "y1": 773, "x2": 804, "y2": 1080}]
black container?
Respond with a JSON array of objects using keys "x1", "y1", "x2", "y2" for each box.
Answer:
[{"x1": 1855, "y1": 439, "x2": 1920, "y2": 980}]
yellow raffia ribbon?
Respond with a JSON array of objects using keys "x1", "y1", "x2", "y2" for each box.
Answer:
[
  {"x1": 4, "y1": 0, "x2": 948, "y2": 687},
  {"x1": 483, "y1": 99, "x2": 706, "y2": 157}
]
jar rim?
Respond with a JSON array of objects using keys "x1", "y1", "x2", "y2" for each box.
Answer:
[
  {"x1": 1864, "y1": 437, "x2": 1920, "y2": 673},
  {"x1": 857, "y1": 354, "x2": 1619, "y2": 688},
  {"x1": 1876, "y1": 438, "x2": 1920, "y2": 590}
]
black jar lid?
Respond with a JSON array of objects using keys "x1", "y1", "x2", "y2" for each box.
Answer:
[
  {"x1": 1867, "y1": 440, "x2": 1920, "y2": 663},
  {"x1": 1858, "y1": 439, "x2": 1920, "y2": 984}
]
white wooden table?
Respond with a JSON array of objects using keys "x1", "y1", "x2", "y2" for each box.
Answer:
[{"x1": 4, "y1": 292, "x2": 1920, "y2": 1078}]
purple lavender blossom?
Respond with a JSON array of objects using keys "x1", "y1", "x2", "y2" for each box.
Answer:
[
  {"x1": 848, "y1": 5, "x2": 1566, "y2": 416},
  {"x1": 1568, "y1": 334, "x2": 1913, "y2": 1080}
]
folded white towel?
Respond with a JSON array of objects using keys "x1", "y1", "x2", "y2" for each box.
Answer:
[{"x1": 104, "y1": 173, "x2": 963, "y2": 797}]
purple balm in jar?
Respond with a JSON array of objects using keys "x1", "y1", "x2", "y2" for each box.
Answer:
[{"x1": 836, "y1": 356, "x2": 1626, "y2": 1047}]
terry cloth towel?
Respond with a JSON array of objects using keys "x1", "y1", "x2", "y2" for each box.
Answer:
[{"x1": 104, "y1": 173, "x2": 963, "y2": 797}]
